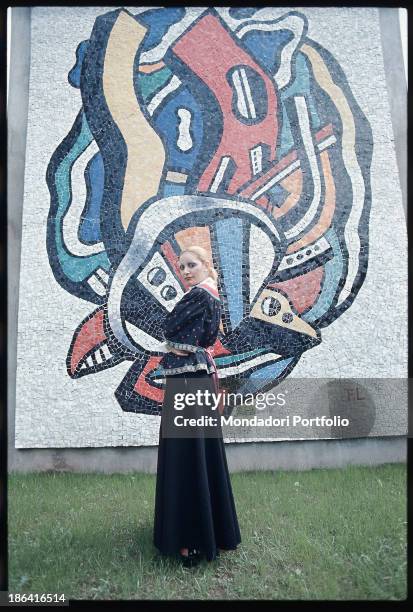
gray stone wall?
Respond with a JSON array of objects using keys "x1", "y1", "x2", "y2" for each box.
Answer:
[{"x1": 8, "y1": 7, "x2": 407, "y2": 471}]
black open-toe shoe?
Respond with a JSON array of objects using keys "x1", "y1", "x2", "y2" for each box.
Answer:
[{"x1": 180, "y1": 548, "x2": 202, "y2": 568}]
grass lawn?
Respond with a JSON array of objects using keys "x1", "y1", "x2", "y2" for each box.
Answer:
[{"x1": 8, "y1": 463, "x2": 406, "y2": 600}]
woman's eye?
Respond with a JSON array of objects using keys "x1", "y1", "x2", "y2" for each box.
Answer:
[{"x1": 189, "y1": 263, "x2": 195, "y2": 268}]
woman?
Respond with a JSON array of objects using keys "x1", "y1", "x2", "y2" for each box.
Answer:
[{"x1": 153, "y1": 246, "x2": 241, "y2": 568}]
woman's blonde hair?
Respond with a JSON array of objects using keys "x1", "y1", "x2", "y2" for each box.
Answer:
[{"x1": 179, "y1": 246, "x2": 218, "y2": 283}]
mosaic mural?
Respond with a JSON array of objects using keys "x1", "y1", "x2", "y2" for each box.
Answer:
[{"x1": 46, "y1": 7, "x2": 373, "y2": 416}]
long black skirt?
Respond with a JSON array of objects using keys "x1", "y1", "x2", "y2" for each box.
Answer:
[{"x1": 153, "y1": 371, "x2": 241, "y2": 562}]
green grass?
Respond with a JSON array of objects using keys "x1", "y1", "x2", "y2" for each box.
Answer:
[{"x1": 8, "y1": 464, "x2": 406, "y2": 600}]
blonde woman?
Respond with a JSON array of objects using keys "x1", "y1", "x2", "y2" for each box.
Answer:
[{"x1": 153, "y1": 246, "x2": 241, "y2": 567}]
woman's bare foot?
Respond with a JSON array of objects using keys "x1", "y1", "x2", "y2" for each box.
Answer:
[{"x1": 180, "y1": 547, "x2": 189, "y2": 556}]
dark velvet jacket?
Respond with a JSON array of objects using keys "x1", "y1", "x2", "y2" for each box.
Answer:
[{"x1": 158, "y1": 278, "x2": 222, "y2": 376}]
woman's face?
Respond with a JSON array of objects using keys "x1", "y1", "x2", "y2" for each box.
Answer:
[{"x1": 178, "y1": 252, "x2": 209, "y2": 286}]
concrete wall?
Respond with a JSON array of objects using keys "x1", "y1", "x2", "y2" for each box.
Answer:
[{"x1": 8, "y1": 7, "x2": 407, "y2": 472}]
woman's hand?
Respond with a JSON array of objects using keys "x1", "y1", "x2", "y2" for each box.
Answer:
[{"x1": 169, "y1": 347, "x2": 190, "y2": 356}]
